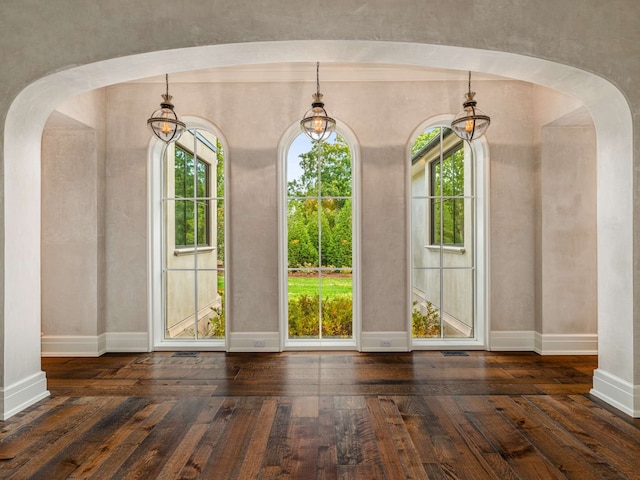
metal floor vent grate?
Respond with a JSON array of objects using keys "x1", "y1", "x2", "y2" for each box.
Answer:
[
  {"x1": 172, "y1": 352, "x2": 199, "y2": 357},
  {"x1": 441, "y1": 351, "x2": 468, "y2": 357}
]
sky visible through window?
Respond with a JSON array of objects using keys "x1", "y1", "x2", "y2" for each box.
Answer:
[{"x1": 287, "y1": 132, "x2": 338, "y2": 183}]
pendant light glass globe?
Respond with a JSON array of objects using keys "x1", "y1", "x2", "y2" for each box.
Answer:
[
  {"x1": 451, "y1": 72, "x2": 491, "y2": 141},
  {"x1": 300, "y1": 63, "x2": 336, "y2": 143},
  {"x1": 147, "y1": 74, "x2": 186, "y2": 143}
]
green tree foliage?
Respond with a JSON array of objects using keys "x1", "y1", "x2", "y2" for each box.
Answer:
[
  {"x1": 288, "y1": 294, "x2": 352, "y2": 338},
  {"x1": 287, "y1": 210, "x2": 318, "y2": 267},
  {"x1": 174, "y1": 146, "x2": 209, "y2": 247},
  {"x1": 288, "y1": 137, "x2": 352, "y2": 199},
  {"x1": 216, "y1": 139, "x2": 225, "y2": 264},
  {"x1": 432, "y1": 146, "x2": 464, "y2": 245},
  {"x1": 287, "y1": 135, "x2": 352, "y2": 268},
  {"x1": 411, "y1": 128, "x2": 440, "y2": 156},
  {"x1": 328, "y1": 199, "x2": 352, "y2": 268}
]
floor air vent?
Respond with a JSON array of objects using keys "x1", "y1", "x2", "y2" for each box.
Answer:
[
  {"x1": 172, "y1": 352, "x2": 199, "y2": 357},
  {"x1": 441, "y1": 351, "x2": 468, "y2": 357}
]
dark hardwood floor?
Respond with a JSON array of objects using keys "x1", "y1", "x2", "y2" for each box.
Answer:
[{"x1": 1, "y1": 351, "x2": 639, "y2": 479}]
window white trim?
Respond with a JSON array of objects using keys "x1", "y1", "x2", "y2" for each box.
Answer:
[
  {"x1": 148, "y1": 116, "x2": 230, "y2": 351},
  {"x1": 277, "y1": 121, "x2": 361, "y2": 351},
  {"x1": 407, "y1": 114, "x2": 490, "y2": 349}
]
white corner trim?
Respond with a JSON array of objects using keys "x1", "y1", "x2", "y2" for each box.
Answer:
[
  {"x1": 105, "y1": 332, "x2": 150, "y2": 352},
  {"x1": 360, "y1": 331, "x2": 409, "y2": 352},
  {"x1": 1, "y1": 371, "x2": 50, "y2": 420},
  {"x1": 534, "y1": 333, "x2": 598, "y2": 355},
  {"x1": 229, "y1": 332, "x2": 280, "y2": 352},
  {"x1": 489, "y1": 331, "x2": 536, "y2": 351},
  {"x1": 591, "y1": 368, "x2": 640, "y2": 418},
  {"x1": 41, "y1": 334, "x2": 107, "y2": 357}
]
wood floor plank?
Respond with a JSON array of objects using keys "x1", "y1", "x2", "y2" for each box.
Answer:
[
  {"x1": 317, "y1": 396, "x2": 339, "y2": 480},
  {"x1": 365, "y1": 396, "x2": 414, "y2": 479},
  {"x1": 45, "y1": 398, "x2": 158, "y2": 478},
  {"x1": 106, "y1": 397, "x2": 210, "y2": 479},
  {"x1": 175, "y1": 397, "x2": 239, "y2": 479},
  {"x1": 287, "y1": 416, "x2": 319, "y2": 479},
  {"x1": 152, "y1": 398, "x2": 225, "y2": 480},
  {"x1": 4, "y1": 397, "x2": 125, "y2": 479},
  {"x1": 236, "y1": 397, "x2": 279, "y2": 479},
  {"x1": 455, "y1": 396, "x2": 566, "y2": 480},
  {"x1": 394, "y1": 395, "x2": 489, "y2": 479},
  {"x1": 198, "y1": 397, "x2": 264, "y2": 479},
  {"x1": 83, "y1": 399, "x2": 177, "y2": 480},
  {"x1": 377, "y1": 396, "x2": 429, "y2": 479},
  {"x1": 68, "y1": 400, "x2": 164, "y2": 479},
  {"x1": 432, "y1": 397, "x2": 520, "y2": 480},
  {"x1": 487, "y1": 395, "x2": 622, "y2": 480},
  {"x1": 527, "y1": 395, "x2": 640, "y2": 478}
]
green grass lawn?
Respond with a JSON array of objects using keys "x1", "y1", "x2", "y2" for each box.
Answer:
[{"x1": 288, "y1": 275, "x2": 352, "y2": 298}]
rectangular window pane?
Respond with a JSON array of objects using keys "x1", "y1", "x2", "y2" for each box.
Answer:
[
  {"x1": 196, "y1": 160, "x2": 208, "y2": 198},
  {"x1": 412, "y1": 198, "x2": 438, "y2": 268},
  {"x1": 321, "y1": 273, "x2": 352, "y2": 339},
  {"x1": 173, "y1": 199, "x2": 195, "y2": 248},
  {"x1": 196, "y1": 269, "x2": 224, "y2": 339},
  {"x1": 287, "y1": 199, "x2": 319, "y2": 268},
  {"x1": 196, "y1": 199, "x2": 209, "y2": 246},
  {"x1": 442, "y1": 268, "x2": 474, "y2": 339},
  {"x1": 431, "y1": 199, "x2": 442, "y2": 245},
  {"x1": 216, "y1": 199, "x2": 225, "y2": 268},
  {"x1": 165, "y1": 270, "x2": 196, "y2": 340},
  {"x1": 288, "y1": 271, "x2": 320, "y2": 339},
  {"x1": 175, "y1": 147, "x2": 194, "y2": 198},
  {"x1": 440, "y1": 198, "x2": 464, "y2": 246},
  {"x1": 412, "y1": 268, "x2": 441, "y2": 339},
  {"x1": 321, "y1": 199, "x2": 352, "y2": 269},
  {"x1": 319, "y1": 141, "x2": 352, "y2": 197}
]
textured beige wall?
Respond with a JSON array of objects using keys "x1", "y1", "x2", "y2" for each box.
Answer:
[
  {"x1": 41, "y1": 125, "x2": 99, "y2": 336},
  {"x1": 92, "y1": 79, "x2": 537, "y2": 336},
  {"x1": 540, "y1": 123, "x2": 597, "y2": 334},
  {"x1": 43, "y1": 77, "x2": 594, "y2": 341}
]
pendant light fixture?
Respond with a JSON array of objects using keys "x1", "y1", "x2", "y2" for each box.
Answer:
[
  {"x1": 147, "y1": 73, "x2": 186, "y2": 143},
  {"x1": 451, "y1": 71, "x2": 491, "y2": 141},
  {"x1": 300, "y1": 62, "x2": 336, "y2": 143}
]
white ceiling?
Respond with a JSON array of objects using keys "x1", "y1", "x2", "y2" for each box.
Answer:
[{"x1": 130, "y1": 62, "x2": 509, "y2": 84}]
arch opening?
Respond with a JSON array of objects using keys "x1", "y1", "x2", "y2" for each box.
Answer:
[{"x1": 2, "y1": 40, "x2": 634, "y2": 418}]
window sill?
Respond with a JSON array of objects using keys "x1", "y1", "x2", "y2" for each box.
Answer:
[
  {"x1": 424, "y1": 245, "x2": 466, "y2": 255},
  {"x1": 174, "y1": 246, "x2": 216, "y2": 256}
]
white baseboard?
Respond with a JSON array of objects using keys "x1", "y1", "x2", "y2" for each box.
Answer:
[
  {"x1": 42, "y1": 332, "x2": 149, "y2": 357},
  {"x1": 105, "y1": 332, "x2": 149, "y2": 352},
  {"x1": 228, "y1": 332, "x2": 280, "y2": 352},
  {"x1": 490, "y1": 331, "x2": 536, "y2": 351},
  {"x1": 591, "y1": 368, "x2": 640, "y2": 418},
  {"x1": 361, "y1": 331, "x2": 409, "y2": 352},
  {"x1": 1, "y1": 371, "x2": 50, "y2": 420},
  {"x1": 41, "y1": 334, "x2": 107, "y2": 357},
  {"x1": 534, "y1": 332, "x2": 598, "y2": 355},
  {"x1": 490, "y1": 331, "x2": 597, "y2": 355}
]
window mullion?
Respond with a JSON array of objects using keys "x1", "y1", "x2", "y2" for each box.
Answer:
[{"x1": 317, "y1": 141, "x2": 323, "y2": 340}]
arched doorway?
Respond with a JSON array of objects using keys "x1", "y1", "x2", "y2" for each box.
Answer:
[{"x1": 2, "y1": 41, "x2": 633, "y2": 418}]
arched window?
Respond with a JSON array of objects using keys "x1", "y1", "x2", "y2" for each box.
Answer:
[
  {"x1": 410, "y1": 122, "x2": 486, "y2": 347},
  {"x1": 151, "y1": 123, "x2": 226, "y2": 348},
  {"x1": 280, "y1": 127, "x2": 360, "y2": 349}
]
